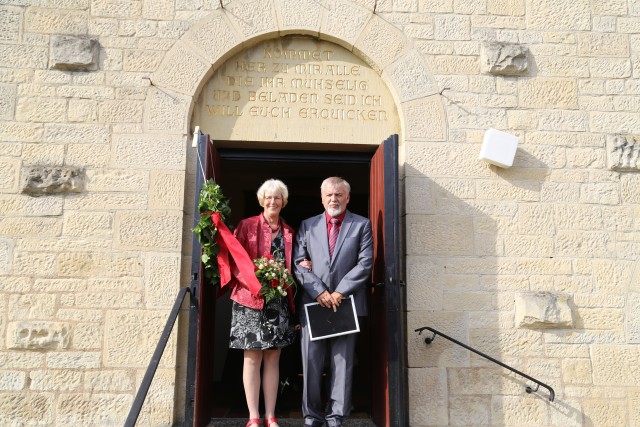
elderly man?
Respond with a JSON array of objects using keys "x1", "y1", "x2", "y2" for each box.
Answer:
[{"x1": 293, "y1": 176, "x2": 374, "y2": 427}]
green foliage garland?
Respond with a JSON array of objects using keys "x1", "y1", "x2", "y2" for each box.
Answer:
[{"x1": 192, "y1": 179, "x2": 232, "y2": 284}]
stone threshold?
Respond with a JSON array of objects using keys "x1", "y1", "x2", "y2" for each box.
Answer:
[{"x1": 208, "y1": 418, "x2": 377, "y2": 426}]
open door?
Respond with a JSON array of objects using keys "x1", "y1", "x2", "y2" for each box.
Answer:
[
  {"x1": 186, "y1": 132, "x2": 220, "y2": 427},
  {"x1": 369, "y1": 135, "x2": 407, "y2": 427}
]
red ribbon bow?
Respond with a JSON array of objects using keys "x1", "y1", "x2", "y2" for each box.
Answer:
[{"x1": 206, "y1": 211, "x2": 261, "y2": 298}]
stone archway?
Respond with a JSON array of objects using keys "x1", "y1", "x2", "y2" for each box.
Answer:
[
  {"x1": 143, "y1": 0, "x2": 447, "y2": 143},
  {"x1": 140, "y1": 0, "x2": 448, "y2": 422}
]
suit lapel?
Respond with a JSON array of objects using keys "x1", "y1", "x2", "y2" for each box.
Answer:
[{"x1": 311, "y1": 213, "x2": 331, "y2": 262}]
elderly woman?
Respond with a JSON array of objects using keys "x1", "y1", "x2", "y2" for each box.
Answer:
[{"x1": 229, "y1": 179, "x2": 302, "y2": 427}]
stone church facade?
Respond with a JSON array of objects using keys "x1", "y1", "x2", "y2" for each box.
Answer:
[{"x1": 1, "y1": 0, "x2": 640, "y2": 426}]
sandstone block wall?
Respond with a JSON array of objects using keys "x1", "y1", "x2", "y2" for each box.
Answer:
[{"x1": 0, "y1": 0, "x2": 639, "y2": 426}]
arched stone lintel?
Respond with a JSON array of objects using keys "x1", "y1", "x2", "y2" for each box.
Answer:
[{"x1": 146, "y1": 0, "x2": 447, "y2": 142}]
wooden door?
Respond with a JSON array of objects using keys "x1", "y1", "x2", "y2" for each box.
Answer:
[
  {"x1": 186, "y1": 133, "x2": 220, "y2": 427},
  {"x1": 369, "y1": 135, "x2": 407, "y2": 427}
]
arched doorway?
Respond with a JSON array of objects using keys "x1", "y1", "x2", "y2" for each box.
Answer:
[{"x1": 186, "y1": 34, "x2": 403, "y2": 425}]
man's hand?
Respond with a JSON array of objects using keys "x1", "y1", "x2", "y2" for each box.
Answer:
[{"x1": 316, "y1": 290, "x2": 342, "y2": 312}]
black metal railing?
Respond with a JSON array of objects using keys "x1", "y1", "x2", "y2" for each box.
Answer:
[
  {"x1": 124, "y1": 287, "x2": 192, "y2": 427},
  {"x1": 415, "y1": 326, "x2": 555, "y2": 402}
]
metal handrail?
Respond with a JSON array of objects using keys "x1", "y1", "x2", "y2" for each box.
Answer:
[
  {"x1": 124, "y1": 287, "x2": 191, "y2": 427},
  {"x1": 415, "y1": 326, "x2": 555, "y2": 402}
]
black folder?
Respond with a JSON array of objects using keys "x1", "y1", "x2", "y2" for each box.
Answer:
[{"x1": 304, "y1": 295, "x2": 360, "y2": 341}]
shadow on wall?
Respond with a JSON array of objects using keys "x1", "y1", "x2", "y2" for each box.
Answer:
[{"x1": 403, "y1": 152, "x2": 584, "y2": 425}]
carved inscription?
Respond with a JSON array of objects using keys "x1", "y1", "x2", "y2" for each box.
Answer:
[{"x1": 205, "y1": 46, "x2": 390, "y2": 122}]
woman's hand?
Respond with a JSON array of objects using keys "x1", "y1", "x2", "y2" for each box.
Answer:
[{"x1": 299, "y1": 258, "x2": 312, "y2": 272}]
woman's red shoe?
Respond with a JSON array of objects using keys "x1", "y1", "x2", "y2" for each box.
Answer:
[
  {"x1": 246, "y1": 418, "x2": 261, "y2": 427},
  {"x1": 265, "y1": 417, "x2": 279, "y2": 427}
]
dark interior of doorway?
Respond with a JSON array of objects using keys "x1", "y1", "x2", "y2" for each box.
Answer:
[{"x1": 210, "y1": 147, "x2": 374, "y2": 420}]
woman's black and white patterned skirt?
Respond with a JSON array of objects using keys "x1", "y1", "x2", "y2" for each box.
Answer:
[{"x1": 229, "y1": 297, "x2": 295, "y2": 350}]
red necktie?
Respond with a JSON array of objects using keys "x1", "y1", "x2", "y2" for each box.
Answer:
[{"x1": 329, "y1": 218, "x2": 340, "y2": 258}]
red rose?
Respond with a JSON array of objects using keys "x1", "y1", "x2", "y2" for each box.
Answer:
[{"x1": 270, "y1": 279, "x2": 278, "y2": 288}]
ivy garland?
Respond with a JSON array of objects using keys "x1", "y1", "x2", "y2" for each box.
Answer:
[{"x1": 192, "y1": 179, "x2": 232, "y2": 284}]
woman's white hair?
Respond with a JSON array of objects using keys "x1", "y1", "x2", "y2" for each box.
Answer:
[{"x1": 257, "y1": 179, "x2": 289, "y2": 207}]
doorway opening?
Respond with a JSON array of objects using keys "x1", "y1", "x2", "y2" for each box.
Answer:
[{"x1": 207, "y1": 144, "x2": 376, "y2": 420}]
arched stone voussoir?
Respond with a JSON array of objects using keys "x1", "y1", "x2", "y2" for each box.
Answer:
[
  {"x1": 152, "y1": 40, "x2": 212, "y2": 97},
  {"x1": 319, "y1": 0, "x2": 373, "y2": 51},
  {"x1": 223, "y1": 0, "x2": 280, "y2": 43},
  {"x1": 144, "y1": 86, "x2": 193, "y2": 135},
  {"x1": 383, "y1": 49, "x2": 440, "y2": 104},
  {"x1": 354, "y1": 13, "x2": 410, "y2": 74},
  {"x1": 182, "y1": 9, "x2": 244, "y2": 69},
  {"x1": 273, "y1": 0, "x2": 322, "y2": 36},
  {"x1": 400, "y1": 95, "x2": 447, "y2": 142}
]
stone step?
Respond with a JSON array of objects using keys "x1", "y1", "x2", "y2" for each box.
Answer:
[{"x1": 208, "y1": 418, "x2": 378, "y2": 426}]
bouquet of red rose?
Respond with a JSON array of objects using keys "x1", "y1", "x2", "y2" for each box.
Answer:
[{"x1": 254, "y1": 254, "x2": 296, "y2": 304}]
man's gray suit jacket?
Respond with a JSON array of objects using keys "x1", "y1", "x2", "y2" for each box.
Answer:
[{"x1": 293, "y1": 210, "x2": 374, "y2": 316}]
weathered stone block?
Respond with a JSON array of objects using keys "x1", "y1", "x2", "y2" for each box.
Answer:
[
  {"x1": 47, "y1": 351, "x2": 101, "y2": 369},
  {"x1": 0, "y1": 6, "x2": 21, "y2": 42},
  {"x1": 104, "y1": 310, "x2": 176, "y2": 367},
  {"x1": 626, "y1": 293, "x2": 640, "y2": 343},
  {"x1": 581, "y1": 400, "x2": 627, "y2": 426},
  {"x1": 0, "y1": 371, "x2": 25, "y2": 391},
  {"x1": 6, "y1": 321, "x2": 70, "y2": 350},
  {"x1": 50, "y1": 35, "x2": 99, "y2": 71},
  {"x1": 519, "y1": 78, "x2": 577, "y2": 109},
  {"x1": 72, "y1": 323, "x2": 103, "y2": 350},
  {"x1": 152, "y1": 41, "x2": 211, "y2": 96},
  {"x1": 134, "y1": 368, "x2": 175, "y2": 425},
  {"x1": 527, "y1": 0, "x2": 590, "y2": 30},
  {"x1": 354, "y1": 14, "x2": 409, "y2": 72},
  {"x1": 275, "y1": 0, "x2": 322, "y2": 36},
  {"x1": 481, "y1": 42, "x2": 529, "y2": 75},
  {"x1": 98, "y1": 100, "x2": 144, "y2": 123},
  {"x1": 56, "y1": 252, "x2": 143, "y2": 278},
  {"x1": 66, "y1": 143, "x2": 111, "y2": 168},
  {"x1": 150, "y1": 172, "x2": 184, "y2": 211},
  {"x1": 0, "y1": 392, "x2": 54, "y2": 424},
  {"x1": 409, "y1": 367, "x2": 448, "y2": 425},
  {"x1": 0, "y1": 237, "x2": 13, "y2": 274},
  {"x1": 145, "y1": 253, "x2": 181, "y2": 308},
  {"x1": 30, "y1": 369, "x2": 82, "y2": 391},
  {"x1": 0, "y1": 82, "x2": 16, "y2": 120},
  {"x1": 515, "y1": 292, "x2": 573, "y2": 329},
  {"x1": 55, "y1": 393, "x2": 131, "y2": 425},
  {"x1": 145, "y1": 87, "x2": 190, "y2": 133},
  {"x1": 85, "y1": 370, "x2": 134, "y2": 392},
  {"x1": 406, "y1": 215, "x2": 474, "y2": 256},
  {"x1": 25, "y1": 7, "x2": 87, "y2": 34},
  {"x1": 115, "y1": 211, "x2": 182, "y2": 250},
  {"x1": 16, "y1": 97, "x2": 67, "y2": 122},
  {"x1": 21, "y1": 165, "x2": 85, "y2": 196},
  {"x1": 112, "y1": 134, "x2": 186, "y2": 169},
  {"x1": 491, "y1": 395, "x2": 548, "y2": 426},
  {"x1": 63, "y1": 211, "x2": 113, "y2": 237},
  {"x1": 402, "y1": 96, "x2": 446, "y2": 141},
  {"x1": 385, "y1": 50, "x2": 439, "y2": 102},
  {"x1": 8, "y1": 293, "x2": 56, "y2": 320},
  {"x1": 607, "y1": 134, "x2": 640, "y2": 171}
]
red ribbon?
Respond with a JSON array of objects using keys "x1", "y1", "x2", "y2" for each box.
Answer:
[{"x1": 206, "y1": 211, "x2": 261, "y2": 298}]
